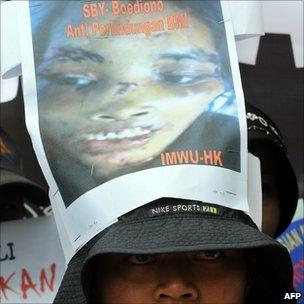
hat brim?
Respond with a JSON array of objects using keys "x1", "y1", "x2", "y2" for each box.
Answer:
[
  {"x1": 0, "y1": 169, "x2": 49, "y2": 207},
  {"x1": 86, "y1": 215, "x2": 281, "y2": 256},
  {"x1": 54, "y1": 214, "x2": 294, "y2": 304}
]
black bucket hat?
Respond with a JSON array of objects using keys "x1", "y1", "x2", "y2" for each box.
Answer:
[
  {"x1": 0, "y1": 128, "x2": 50, "y2": 220},
  {"x1": 54, "y1": 198, "x2": 295, "y2": 304},
  {"x1": 246, "y1": 104, "x2": 299, "y2": 236}
]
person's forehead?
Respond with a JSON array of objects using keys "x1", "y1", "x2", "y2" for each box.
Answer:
[
  {"x1": 43, "y1": 44, "x2": 217, "y2": 64},
  {"x1": 49, "y1": 26, "x2": 213, "y2": 46}
]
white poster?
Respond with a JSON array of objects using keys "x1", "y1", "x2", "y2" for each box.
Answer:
[
  {"x1": 0, "y1": 216, "x2": 65, "y2": 303},
  {"x1": 17, "y1": 0, "x2": 248, "y2": 261}
]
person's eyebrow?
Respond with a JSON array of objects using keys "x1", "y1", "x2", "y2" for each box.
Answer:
[
  {"x1": 157, "y1": 49, "x2": 219, "y2": 64},
  {"x1": 44, "y1": 47, "x2": 104, "y2": 64}
]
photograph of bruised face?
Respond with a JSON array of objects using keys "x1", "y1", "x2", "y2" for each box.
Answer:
[{"x1": 32, "y1": 1, "x2": 236, "y2": 204}]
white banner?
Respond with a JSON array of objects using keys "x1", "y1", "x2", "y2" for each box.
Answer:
[{"x1": 0, "y1": 216, "x2": 65, "y2": 304}]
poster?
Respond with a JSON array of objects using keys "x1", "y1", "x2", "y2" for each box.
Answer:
[
  {"x1": 1, "y1": 0, "x2": 265, "y2": 103},
  {"x1": 17, "y1": 0, "x2": 248, "y2": 261},
  {"x1": 0, "y1": 216, "x2": 65, "y2": 303}
]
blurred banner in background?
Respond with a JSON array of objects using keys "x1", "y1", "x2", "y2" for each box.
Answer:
[
  {"x1": 0, "y1": 216, "x2": 65, "y2": 303},
  {"x1": 277, "y1": 199, "x2": 304, "y2": 301}
]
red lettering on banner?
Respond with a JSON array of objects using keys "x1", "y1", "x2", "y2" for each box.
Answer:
[
  {"x1": 293, "y1": 259, "x2": 304, "y2": 288},
  {"x1": 40, "y1": 263, "x2": 56, "y2": 292},
  {"x1": 20, "y1": 268, "x2": 40, "y2": 299},
  {"x1": 1, "y1": 263, "x2": 58, "y2": 300},
  {"x1": 0, "y1": 272, "x2": 19, "y2": 300},
  {"x1": 203, "y1": 150, "x2": 213, "y2": 165}
]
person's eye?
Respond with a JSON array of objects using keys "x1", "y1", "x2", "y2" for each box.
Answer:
[
  {"x1": 128, "y1": 254, "x2": 156, "y2": 265},
  {"x1": 194, "y1": 250, "x2": 222, "y2": 261},
  {"x1": 42, "y1": 73, "x2": 98, "y2": 89},
  {"x1": 157, "y1": 71, "x2": 214, "y2": 86}
]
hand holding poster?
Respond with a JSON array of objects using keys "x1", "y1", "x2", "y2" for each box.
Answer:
[{"x1": 17, "y1": 0, "x2": 249, "y2": 261}]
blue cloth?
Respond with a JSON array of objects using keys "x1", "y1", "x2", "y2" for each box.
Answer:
[{"x1": 278, "y1": 215, "x2": 304, "y2": 303}]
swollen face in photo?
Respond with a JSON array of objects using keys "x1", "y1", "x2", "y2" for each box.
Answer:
[{"x1": 36, "y1": 1, "x2": 225, "y2": 180}]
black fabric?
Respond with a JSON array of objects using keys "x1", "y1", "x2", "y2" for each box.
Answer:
[
  {"x1": 246, "y1": 104, "x2": 298, "y2": 236},
  {"x1": 118, "y1": 198, "x2": 256, "y2": 227},
  {"x1": 54, "y1": 241, "x2": 91, "y2": 304},
  {"x1": 246, "y1": 247, "x2": 296, "y2": 304},
  {"x1": 0, "y1": 128, "x2": 49, "y2": 210},
  {"x1": 246, "y1": 104, "x2": 286, "y2": 151},
  {"x1": 54, "y1": 200, "x2": 295, "y2": 304}
]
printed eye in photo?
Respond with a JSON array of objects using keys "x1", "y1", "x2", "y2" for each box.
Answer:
[{"x1": 40, "y1": 73, "x2": 99, "y2": 90}]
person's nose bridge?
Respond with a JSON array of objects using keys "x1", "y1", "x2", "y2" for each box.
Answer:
[
  {"x1": 89, "y1": 94, "x2": 151, "y2": 121},
  {"x1": 154, "y1": 280, "x2": 199, "y2": 302},
  {"x1": 153, "y1": 258, "x2": 199, "y2": 302},
  {"x1": 114, "y1": 82, "x2": 138, "y2": 96}
]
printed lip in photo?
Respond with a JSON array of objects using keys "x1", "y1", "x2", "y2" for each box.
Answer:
[{"x1": 78, "y1": 123, "x2": 162, "y2": 155}]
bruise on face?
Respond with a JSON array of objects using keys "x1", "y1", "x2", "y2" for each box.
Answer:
[{"x1": 36, "y1": 3, "x2": 225, "y2": 179}]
